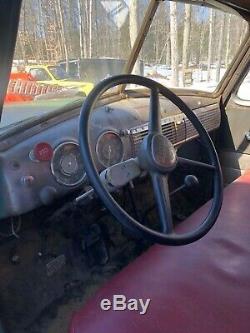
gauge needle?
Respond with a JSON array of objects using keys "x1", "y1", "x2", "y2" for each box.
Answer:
[{"x1": 108, "y1": 145, "x2": 111, "y2": 166}]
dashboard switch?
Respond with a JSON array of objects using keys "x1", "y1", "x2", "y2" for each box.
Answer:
[
  {"x1": 21, "y1": 175, "x2": 34, "y2": 187},
  {"x1": 33, "y1": 142, "x2": 53, "y2": 161},
  {"x1": 40, "y1": 186, "x2": 57, "y2": 205}
]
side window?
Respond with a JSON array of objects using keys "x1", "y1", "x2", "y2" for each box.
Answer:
[
  {"x1": 237, "y1": 71, "x2": 250, "y2": 101},
  {"x1": 29, "y1": 68, "x2": 51, "y2": 81}
]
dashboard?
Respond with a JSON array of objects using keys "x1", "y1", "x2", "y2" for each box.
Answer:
[{"x1": 0, "y1": 94, "x2": 221, "y2": 220}]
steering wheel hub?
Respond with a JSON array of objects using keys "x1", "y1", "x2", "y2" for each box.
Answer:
[{"x1": 139, "y1": 134, "x2": 177, "y2": 174}]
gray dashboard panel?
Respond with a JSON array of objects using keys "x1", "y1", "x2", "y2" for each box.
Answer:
[{"x1": 0, "y1": 96, "x2": 220, "y2": 219}]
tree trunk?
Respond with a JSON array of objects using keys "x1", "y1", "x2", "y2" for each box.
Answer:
[
  {"x1": 89, "y1": 0, "x2": 93, "y2": 58},
  {"x1": 239, "y1": 22, "x2": 247, "y2": 46},
  {"x1": 182, "y1": 4, "x2": 191, "y2": 86},
  {"x1": 129, "y1": 0, "x2": 140, "y2": 74},
  {"x1": 57, "y1": 0, "x2": 69, "y2": 72},
  {"x1": 225, "y1": 14, "x2": 231, "y2": 67},
  {"x1": 77, "y1": 0, "x2": 84, "y2": 59},
  {"x1": 207, "y1": 8, "x2": 214, "y2": 82},
  {"x1": 216, "y1": 13, "x2": 226, "y2": 82},
  {"x1": 155, "y1": 19, "x2": 161, "y2": 63},
  {"x1": 239, "y1": 20, "x2": 245, "y2": 46},
  {"x1": 83, "y1": 1, "x2": 88, "y2": 58},
  {"x1": 166, "y1": 36, "x2": 171, "y2": 68},
  {"x1": 170, "y1": 2, "x2": 178, "y2": 86}
]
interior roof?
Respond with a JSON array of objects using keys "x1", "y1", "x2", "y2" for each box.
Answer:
[
  {"x1": 173, "y1": 0, "x2": 250, "y2": 17},
  {"x1": 218, "y1": 0, "x2": 250, "y2": 12}
]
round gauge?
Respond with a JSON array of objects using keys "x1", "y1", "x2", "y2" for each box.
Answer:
[
  {"x1": 96, "y1": 131, "x2": 124, "y2": 168},
  {"x1": 51, "y1": 142, "x2": 85, "y2": 186}
]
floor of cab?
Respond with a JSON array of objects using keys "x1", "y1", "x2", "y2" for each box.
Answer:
[
  {"x1": 0, "y1": 175, "x2": 208, "y2": 333},
  {"x1": 0, "y1": 212, "x2": 147, "y2": 333}
]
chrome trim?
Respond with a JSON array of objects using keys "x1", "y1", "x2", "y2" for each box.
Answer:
[
  {"x1": 51, "y1": 141, "x2": 86, "y2": 187},
  {"x1": 95, "y1": 131, "x2": 125, "y2": 168}
]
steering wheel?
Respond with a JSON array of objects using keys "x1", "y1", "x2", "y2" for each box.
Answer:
[{"x1": 79, "y1": 75, "x2": 223, "y2": 246}]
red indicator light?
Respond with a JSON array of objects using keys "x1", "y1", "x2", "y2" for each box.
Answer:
[{"x1": 33, "y1": 142, "x2": 53, "y2": 161}]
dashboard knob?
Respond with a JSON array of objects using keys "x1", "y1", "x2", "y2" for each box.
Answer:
[
  {"x1": 184, "y1": 175, "x2": 199, "y2": 188},
  {"x1": 32, "y1": 142, "x2": 53, "y2": 162},
  {"x1": 39, "y1": 186, "x2": 57, "y2": 205},
  {"x1": 21, "y1": 175, "x2": 34, "y2": 187}
]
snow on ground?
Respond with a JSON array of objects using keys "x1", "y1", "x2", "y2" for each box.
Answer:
[
  {"x1": 143, "y1": 64, "x2": 228, "y2": 92},
  {"x1": 238, "y1": 82, "x2": 249, "y2": 100},
  {"x1": 237, "y1": 72, "x2": 250, "y2": 101}
]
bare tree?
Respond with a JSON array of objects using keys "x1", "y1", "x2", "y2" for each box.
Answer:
[
  {"x1": 77, "y1": 0, "x2": 84, "y2": 59},
  {"x1": 57, "y1": 0, "x2": 69, "y2": 72},
  {"x1": 216, "y1": 12, "x2": 226, "y2": 82},
  {"x1": 225, "y1": 14, "x2": 231, "y2": 67},
  {"x1": 182, "y1": 4, "x2": 191, "y2": 86},
  {"x1": 89, "y1": 0, "x2": 93, "y2": 58},
  {"x1": 170, "y1": 2, "x2": 179, "y2": 86},
  {"x1": 129, "y1": 0, "x2": 140, "y2": 74},
  {"x1": 166, "y1": 35, "x2": 171, "y2": 67},
  {"x1": 239, "y1": 19, "x2": 246, "y2": 46},
  {"x1": 207, "y1": 8, "x2": 214, "y2": 82},
  {"x1": 13, "y1": 0, "x2": 247, "y2": 87}
]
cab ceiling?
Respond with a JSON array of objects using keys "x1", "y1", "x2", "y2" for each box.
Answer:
[
  {"x1": 218, "y1": 0, "x2": 250, "y2": 12},
  {"x1": 217, "y1": 0, "x2": 249, "y2": 19},
  {"x1": 173, "y1": 0, "x2": 250, "y2": 18}
]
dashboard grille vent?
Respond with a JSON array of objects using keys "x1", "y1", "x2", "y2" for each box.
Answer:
[{"x1": 130, "y1": 105, "x2": 220, "y2": 155}]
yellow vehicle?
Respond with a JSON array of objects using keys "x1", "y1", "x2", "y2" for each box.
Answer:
[{"x1": 25, "y1": 64, "x2": 93, "y2": 96}]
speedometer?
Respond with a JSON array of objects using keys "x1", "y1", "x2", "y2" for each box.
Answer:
[
  {"x1": 96, "y1": 131, "x2": 124, "y2": 167},
  {"x1": 51, "y1": 142, "x2": 85, "y2": 186}
]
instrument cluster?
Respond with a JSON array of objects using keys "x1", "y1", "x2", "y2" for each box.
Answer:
[
  {"x1": 50, "y1": 131, "x2": 125, "y2": 187},
  {"x1": 95, "y1": 131, "x2": 124, "y2": 168},
  {"x1": 51, "y1": 141, "x2": 86, "y2": 187}
]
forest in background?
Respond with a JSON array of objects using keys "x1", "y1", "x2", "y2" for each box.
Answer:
[{"x1": 14, "y1": 0, "x2": 248, "y2": 87}]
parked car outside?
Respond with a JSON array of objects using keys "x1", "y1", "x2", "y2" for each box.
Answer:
[{"x1": 25, "y1": 64, "x2": 94, "y2": 96}]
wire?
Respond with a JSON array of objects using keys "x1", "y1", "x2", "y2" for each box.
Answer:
[
  {"x1": 0, "y1": 216, "x2": 22, "y2": 238},
  {"x1": 11, "y1": 217, "x2": 20, "y2": 238}
]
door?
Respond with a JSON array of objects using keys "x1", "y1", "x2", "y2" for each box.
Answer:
[{"x1": 219, "y1": 69, "x2": 250, "y2": 182}]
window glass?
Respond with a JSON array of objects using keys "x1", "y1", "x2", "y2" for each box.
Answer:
[
  {"x1": 237, "y1": 71, "x2": 250, "y2": 101},
  {"x1": 1, "y1": 0, "x2": 149, "y2": 129},
  {"x1": 135, "y1": 2, "x2": 249, "y2": 92},
  {"x1": 30, "y1": 68, "x2": 51, "y2": 81},
  {"x1": 48, "y1": 66, "x2": 70, "y2": 80},
  {"x1": 1, "y1": 0, "x2": 248, "y2": 131}
]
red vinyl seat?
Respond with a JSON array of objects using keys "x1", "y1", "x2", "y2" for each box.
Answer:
[{"x1": 70, "y1": 173, "x2": 250, "y2": 333}]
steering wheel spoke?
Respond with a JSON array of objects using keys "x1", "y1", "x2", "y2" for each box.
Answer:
[
  {"x1": 178, "y1": 156, "x2": 216, "y2": 171},
  {"x1": 149, "y1": 88, "x2": 161, "y2": 134},
  {"x1": 151, "y1": 173, "x2": 173, "y2": 234}
]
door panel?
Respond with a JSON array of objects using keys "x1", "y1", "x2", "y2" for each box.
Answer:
[{"x1": 219, "y1": 71, "x2": 250, "y2": 183}]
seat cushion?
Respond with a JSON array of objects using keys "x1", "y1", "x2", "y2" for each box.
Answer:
[{"x1": 70, "y1": 173, "x2": 250, "y2": 333}]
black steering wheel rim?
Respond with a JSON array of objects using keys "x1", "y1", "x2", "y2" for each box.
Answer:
[{"x1": 79, "y1": 74, "x2": 223, "y2": 246}]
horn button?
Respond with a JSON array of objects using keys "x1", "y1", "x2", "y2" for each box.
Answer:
[{"x1": 139, "y1": 134, "x2": 177, "y2": 174}]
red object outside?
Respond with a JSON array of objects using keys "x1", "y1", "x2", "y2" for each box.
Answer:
[
  {"x1": 33, "y1": 142, "x2": 54, "y2": 161},
  {"x1": 5, "y1": 71, "x2": 61, "y2": 103},
  {"x1": 9, "y1": 72, "x2": 35, "y2": 81},
  {"x1": 4, "y1": 71, "x2": 36, "y2": 103},
  {"x1": 5, "y1": 93, "x2": 33, "y2": 103}
]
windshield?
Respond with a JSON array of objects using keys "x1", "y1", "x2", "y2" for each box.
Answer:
[
  {"x1": 135, "y1": 2, "x2": 248, "y2": 91},
  {"x1": 48, "y1": 66, "x2": 71, "y2": 80},
  {"x1": 1, "y1": 0, "x2": 248, "y2": 130},
  {"x1": 1, "y1": 0, "x2": 149, "y2": 129}
]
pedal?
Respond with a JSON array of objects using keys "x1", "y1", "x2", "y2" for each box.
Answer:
[{"x1": 82, "y1": 224, "x2": 109, "y2": 266}]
